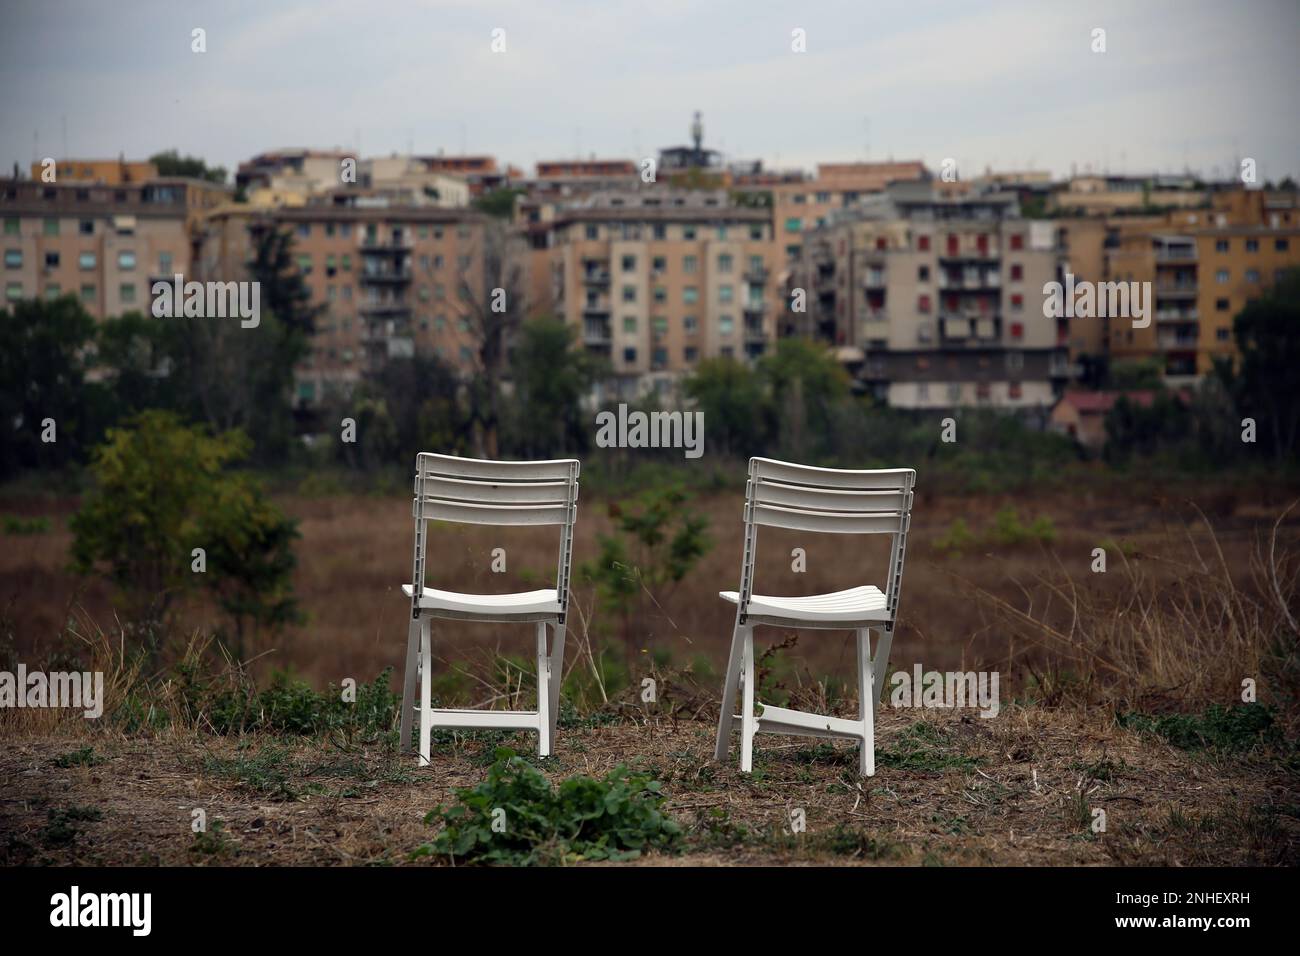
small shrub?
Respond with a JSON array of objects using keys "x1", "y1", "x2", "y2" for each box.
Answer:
[
  {"x1": 1119, "y1": 704, "x2": 1281, "y2": 753},
  {"x1": 415, "y1": 748, "x2": 681, "y2": 865}
]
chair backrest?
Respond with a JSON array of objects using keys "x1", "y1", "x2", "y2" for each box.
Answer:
[
  {"x1": 410, "y1": 453, "x2": 581, "y2": 620},
  {"x1": 738, "y1": 457, "x2": 915, "y2": 617}
]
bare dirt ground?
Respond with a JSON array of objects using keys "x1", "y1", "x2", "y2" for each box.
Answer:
[{"x1": 2, "y1": 707, "x2": 1294, "y2": 867}]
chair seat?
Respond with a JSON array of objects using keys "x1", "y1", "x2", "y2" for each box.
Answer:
[
  {"x1": 719, "y1": 585, "x2": 889, "y2": 623},
  {"x1": 402, "y1": 584, "x2": 561, "y2": 618}
]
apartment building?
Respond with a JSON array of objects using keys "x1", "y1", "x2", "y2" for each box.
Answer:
[
  {"x1": 772, "y1": 161, "x2": 928, "y2": 264},
  {"x1": 1067, "y1": 188, "x2": 1300, "y2": 383},
  {"x1": 794, "y1": 182, "x2": 1067, "y2": 410},
  {"x1": 197, "y1": 198, "x2": 488, "y2": 405},
  {"x1": 1, "y1": 176, "x2": 227, "y2": 318},
  {"x1": 535, "y1": 190, "x2": 776, "y2": 397},
  {"x1": 357, "y1": 157, "x2": 470, "y2": 207},
  {"x1": 29, "y1": 158, "x2": 158, "y2": 185},
  {"x1": 1049, "y1": 174, "x2": 1207, "y2": 216},
  {"x1": 236, "y1": 148, "x2": 354, "y2": 202}
]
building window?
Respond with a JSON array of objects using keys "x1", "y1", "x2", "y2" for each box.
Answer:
[
  {"x1": 117, "y1": 250, "x2": 136, "y2": 270},
  {"x1": 623, "y1": 347, "x2": 637, "y2": 363},
  {"x1": 585, "y1": 225, "x2": 598, "y2": 240},
  {"x1": 1215, "y1": 239, "x2": 1229, "y2": 252},
  {"x1": 719, "y1": 285, "x2": 733, "y2": 303},
  {"x1": 917, "y1": 382, "x2": 929, "y2": 401},
  {"x1": 5, "y1": 282, "x2": 22, "y2": 301},
  {"x1": 622, "y1": 285, "x2": 636, "y2": 303},
  {"x1": 749, "y1": 225, "x2": 763, "y2": 240},
  {"x1": 297, "y1": 224, "x2": 310, "y2": 238},
  {"x1": 685, "y1": 346, "x2": 698, "y2": 362},
  {"x1": 917, "y1": 235, "x2": 930, "y2": 251},
  {"x1": 1245, "y1": 239, "x2": 1259, "y2": 252},
  {"x1": 1009, "y1": 382, "x2": 1023, "y2": 399},
  {"x1": 77, "y1": 219, "x2": 92, "y2": 235},
  {"x1": 1216, "y1": 298, "x2": 1230, "y2": 311},
  {"x1": 1246, "y1": 269, "x2": 1260, "y2": 283},
  {"x1": 621, "y1": 254, "x2": 636, "y2": 272},
  {"x1": 1216, "y1": 328, "x2": 1230, "y2": 341},
  {"x1": 653, "y1": 224, "x2": 666, "y2": 240},
  {"x1": 3, "y1": 218, "x2": 18, "y2": 236},
  {"x1": 1010, "y1": 294, "x2": 1024, "y2": 311},
  {"x1": 719, "y1": 315, "x2": 734, "y2": 335},
  {"x1": 1276, "y1": 238, "x2": 1290, "y2": 252},
  {"x1": 5, "y1": 250, "x2": 22, "y2": 268},
  {"x1": 785, "y1": 218, "x2": 802, "y2": 233},
  {"x1": 652, "y1": 256, "x2": 667, "y2": 272},
  {"x1": 43, "y1": 218, "x2": 59, "y2": 237},
  {"x1": 683, "y1": 226, "x2": 696, "y2": 240},
  {"x1": 1216, "y1": 269, "x2": 1229, "y2": 283},
  {"x1": 918, "y1": 294, "x2": 931, "y2": 313},
  {"x1": 947, "y1": 383, "x2": 962, "y2": 401},
  {"x1": 683, "y1": 255, "x2": 697, "y2": 273},
  {"x1": 717, "y1": 226, "x2": 728, "y2": 240},
  {"x1": 1010, "y1": 264, "x2": 1023, "y2": 281},
  {"x1": 918, "y1": 265, "x2": 930, "y2": 281},
  {"x1": 159, "y1": 252, "x2": 172, "y2": 274},
  {"x1": 45, "y1": 251, "x2": 60, "y2": 268},
  {"x1": 683, "y1": 286, "x2": 698, "y2": 305},
  {"x1": 1009, "y1": 234, "x2": 1024, "y2": 251},
  {"x1": 1010, "y1": 322, "x2": 1024, "y2": 340},
  {"x1": 718, "y1": 254, "x2": 733, "y2": 273},
  {"x1": 79, "y1": 252, "x2": 96, "y2": 270},
  {"x1": 654, "y1": 286, "x2": 667, "y2": 303},
  {"x1": 684, "y1": 315, "x2": 698, "y2": 334},
  {"x1": 80, "y1": 284, "x2": 95, "y2": 303},
  {"x1": 45, "y1": 284, "x2": 61, "y2": 298},
  {"x1": 622, "y1": 316, "x2": 637, "y2": 334},
  {"x1": 120, "y1": 283, "x2": 135, "y2": 304}
]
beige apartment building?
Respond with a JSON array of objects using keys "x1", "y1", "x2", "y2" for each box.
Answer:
[
  {"x1": 1068, "y1": 188, "x2": 1300, "y2": 383},
  {"x1": 795, "y1": 182, "x2": 1067, "y2": 410},
  {"x1": 532, "y1": 191, "x2": 776, "y2": 397},
  {"x1": 29, "y1": 158, "x2": 158, "y2": 185},
  {"x1": 1, "y1": 176, "x2": 227, "y2": 318},
  {"x1": 198, "y1": 199, "x2": 489, "y2": 405}
]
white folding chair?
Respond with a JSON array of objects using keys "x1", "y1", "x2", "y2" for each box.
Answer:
[
  {"x1": 398, "y1": 452, "x2": 580, "y2": 766},
  {"x1": 713, "y1": 457, "x2": 915, "y2": 777}
]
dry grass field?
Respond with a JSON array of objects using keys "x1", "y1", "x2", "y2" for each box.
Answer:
[{"x1": 2, "y1": 475, "x2": 1297, "y2": 866}]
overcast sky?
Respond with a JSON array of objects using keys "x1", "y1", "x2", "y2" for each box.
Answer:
[{"x1": 2, "y1": 0, "x2": 1297, "y2": 183}]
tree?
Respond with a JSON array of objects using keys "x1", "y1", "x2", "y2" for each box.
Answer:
[
  {"x1": 0, "y1": 295, "x2": 102, "y2": 476},
  {"x1": 757, "y1": 337, "x2": 851, "y2": 459},
  {"x1": 1221, "y1": 268, "x2": 1300, "y2": 460},
  {"x1": 70, "y1": 411, "x2": 300, "y2": 659},
  {"x1": 506, "y1": 317, "x2": 603, "y2": 457},
  {"x1": 682, "y1": 356, "x2": 770, "y2": 458},
  {"x1": 579, "y1": 485, "x2": 710, "y2": 661},
  {"x1": 149, "y1": 149, "x2": 228, "y2": 185},
  {"x1": 454, "y1": 217, "x2": 528, "y2": 458},
  {"x1": 472, "y1": 187, "x2": 524, "y2": 219}
]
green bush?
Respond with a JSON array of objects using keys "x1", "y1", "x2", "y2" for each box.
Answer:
[{"x1": 415, "y1": 748, "x2": 681, "y2": 865}]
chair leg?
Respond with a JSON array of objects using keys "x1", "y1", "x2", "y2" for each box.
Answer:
[
  {"x1": 548, "y1": 622, "x2": 566, "y2": 744},
  {"x1": 713, "y1": 618, "x2": 747, "y2": 762},
  {"x1": 857, "y1": 628, "x2": 876, "y2": 778},
  {"x1": 740, "y1": 627, "x2": 756, "y2": 773},
  {"x1": 872, "y1": 624, "x2": 894, "y2": 712},
  {"x1": 399, "y1": 617, "x2": 419, "y2": 754},
  {"x1": 536, "y1": 622, "x2": 551, "y2": 758},
  {"x1": 418, "y1": 617, "x2": 432, "y2": 767}
]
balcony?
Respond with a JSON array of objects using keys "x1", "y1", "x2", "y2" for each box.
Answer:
[
  {"x1": 359, "y1": 266, "x2": 412, "y2": 284},
  {"x1": 1155, "y1": 282, "x2": 1198, "y2": 299},
  {"x1": 1155, "y1": 308, "x2": 1199, "y2": 322},
  {"x1": 583, "y1": 318, "x2": 612, "y2": 345},
  {"x1": 359, "y1": 295, "x2": 411, "y2": 317},
  {"x1": 743, "y1": 301, "x2": 768, "y2": 319},
  {"x1": 1158, "y1": 333, "x2": 1199, "y2": 349},
  {"x1": 359, "y1": 234, "x2": 413, "y2": 253},
  {"x1": 743, "y1": 264, "x2": 770, "y2": 283},
  {"x1": 744, "y1": 318, "x2": 765, "y2": 341},
  {"x1": 582, "y1": 268, "x2": 611, "y2": 287}
]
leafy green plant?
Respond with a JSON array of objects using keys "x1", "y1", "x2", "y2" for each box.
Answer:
[
  {"x1": 414, "y1": 748, "x2": 681, "y2": 865},
  {"x1": 2, "y1": 515, "x2": 51, "y2": 535},
  {"x1": 52, "y1": 746, "x2": 102, "y2": 768},
  {"x1": 1119, "y1": 704, "x2": 1281, "y2": 753}
]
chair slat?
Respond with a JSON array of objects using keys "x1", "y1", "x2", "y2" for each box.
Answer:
[
  {"x1": 416, "y1": 453, "x2": 578, "y2": 482},
  {"x1": 418, "y1": 475, "x2": 572, "y2": 505},
  {"x1": 753, "y1": 480, "x2": 911, "y2": 513},
  {"x1": 414, "y1": 500, "x2": 572, "y2": 526},
  {"x1": 749, "y1": 503, "x2": 904, "y2": 534},
  {"x1": 751, "y1": 457, "x2": 914, "y2": 491}
]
